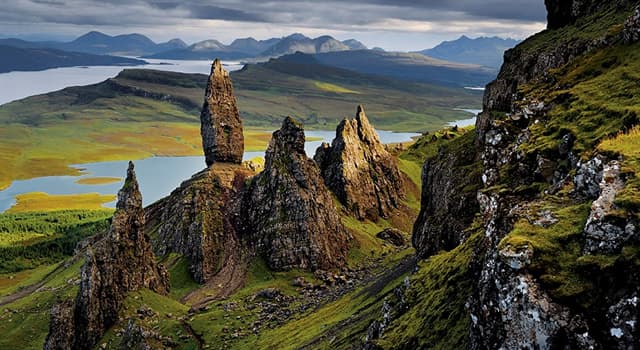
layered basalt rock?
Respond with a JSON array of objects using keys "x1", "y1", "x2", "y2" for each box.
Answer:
[
  {"x1": 242, "y1": 117, "x2": 350, "y2": 271},
  {"x1": 315, "y1": 105, "x2": 404, "y2": 221},
  {"x1": 146, "y1": 164, "x2": 254, "y2": 284},
  {"x1": 45, "y1": 162, "x2": 169, "y2": 350},
  {"x1": 200, "y1": 59, "x2": 244, "y2": 166}
]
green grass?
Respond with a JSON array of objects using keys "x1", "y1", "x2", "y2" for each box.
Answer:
[
  {"x1": 313, "y1": 81, "x2": 360, "y2": 94},
  {"x1": 598, "y1": 126, "x2": 640, "y2": 218},
  {"x1": 499, "y1": 200, "x2": 592, "y2": 299},
  {"x1": 99, "y1": 289, "x2": 196, "y2": 350},
  {"x1": 7, "y1": 192, "x2": 116, "y2": 213},
  {"x1": 376, "y1": 227, "x2": 483, "y2": 349},
  {"x1": 0, "y1": 258, "x2": 83, "y2": 350},
  {"x1": 165, "y1": 254, "x2": 201, "y2": 300},
  {"x1": 0, "y1": 210, "x2": 112, "y2": 273}
]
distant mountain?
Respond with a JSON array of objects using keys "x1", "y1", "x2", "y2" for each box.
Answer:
[
  {"x1": 342, "y1": 39, "x2": 367, "y2": 50},
  {"x1": 260, "y1": 33, "x2": 350, "y2": 57},
  {"x1": 149, "y1": 33, "x2": 363, "y2": 60},
  {"x1": 228, "y1": 37, "x2": 282, "y2": 56},
  {"x1": 303, "y1": 50, "x2": 497, "y2": 87},
  {"x1": 417, "y1": 36, "x2": 520, "y2": 68},
  {"x1": 0, "y1": 31, "x2": 190, "y2": 57},
  {"x1": 145, "y1": 39, "x2": 252, "y2": 60},
  {"x1": 155, "y1": 38, "x2": 188, "y2": 53},
  {"x1": 0, "y1": 45, "x2": 145, "y2": 73}
]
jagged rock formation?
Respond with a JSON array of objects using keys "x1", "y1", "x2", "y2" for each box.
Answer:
[
  {"x1": 45, "y1": 162, "x2": 169, "y2": 350},
  {"x1": 242, "y1": 117, "x2": 350, "y2": 271},
  {"x1": 146, "y1": 164, "x2": 253, "y2": 284},
  {"x1": 315, "y1": 105, "x2": 404, "y2": 221},
  {"x1": 411, "y1": 132, "x2": 481, "y2": 258},
  {"x1": 200, "y1": 59, "x2": 244, "y2": 166}
]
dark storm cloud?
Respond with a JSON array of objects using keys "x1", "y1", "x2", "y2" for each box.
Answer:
[{"x1": 0, "y1": 0, "x2": 547, "y2": 28}]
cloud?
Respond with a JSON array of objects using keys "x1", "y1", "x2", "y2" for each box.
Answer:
[{"x1": 0, "y1": 0, "x2": 548, "y2": 50}]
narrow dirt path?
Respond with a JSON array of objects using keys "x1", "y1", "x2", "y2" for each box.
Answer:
[{"x1": 0, "y1": 261, "x2": 67, "y2": 306}]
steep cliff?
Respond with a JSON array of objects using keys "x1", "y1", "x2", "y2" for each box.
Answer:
[
  {"x1": 315, "y1": 105, "x2": 404, "y2": 221},
  {"x1": 242, "y1": 117, "x2": 350, "y2": 271},
  {"x1": 469, "y1": 0, "x2": 640, "y2": 348},
  {"x1": 146, "y1": 164, "x2": 253, "y2": 284},
  {"x1": 200, "y1": 59, "x2": 244, "y2": 165},
  {"x1": 45, "y1": 162, "x2": 169, "y2": 350},
  {"x1": 411, "y1": 130, "x2": 482, "y2": 258},
  {"x1": 370, "y1": 1, "x2": 640, "y2": 349}
]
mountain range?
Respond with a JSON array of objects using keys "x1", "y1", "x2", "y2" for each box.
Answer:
[
  {"x1": 145, "y1": 33, "x2": 368, "y2": 60},
  {"x1": 417, "y1": 35, "x2": 520, "y2": 68}
]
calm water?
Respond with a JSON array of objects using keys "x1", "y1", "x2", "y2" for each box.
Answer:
[
  {"x1": 0, "y1": 130, "x2": 420, "y2": 212},
  {"x1": 447, "y1": 109, "x2": 482, "y2": 127},
  {"x1": 0, "y1": 59, "x2": 243, "y2": 105}
]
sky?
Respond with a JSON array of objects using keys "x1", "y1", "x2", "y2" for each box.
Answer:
[{"x1": 0, "y1": 0, "x2": 548, "y2": 51}]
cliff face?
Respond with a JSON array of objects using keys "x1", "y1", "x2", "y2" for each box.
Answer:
[
  {"x1": 45, "y1": 162, "x2": 169, "y2": 350},
  {"x1": 467, "y1": 1, "x2": 640, "y2": 348},
  {"x1": 146, "y1": 164, "x2": 253, "y2": 284},
  {"x1": 200, "y1": 59, "x2": 244, "y2": 165},
  {"x1": 315, "y1": 105, "x2": 404, "y2": 221},
  {"x1": 388, "y1": 1, "x2": 640, "y2": 349},
  {"x1": 411, "y1": 131, "x2": 481, "y2": 258},
  {"x1": 242, "y1": 117, "x2": 350, "y2": 271}
]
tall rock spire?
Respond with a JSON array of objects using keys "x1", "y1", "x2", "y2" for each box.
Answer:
[
  {"x1": 45, "y1": 162, "x2": 169, "y2": 350},
  {"x1": 200, "y1": 59, "x2": 245, "y2": 166},
  {"x1": 242, "y1": 117, "x2": 350, "y2": 271},
  {"x1": 315, "y1": 105, "x2": 404, "y2": 221}
]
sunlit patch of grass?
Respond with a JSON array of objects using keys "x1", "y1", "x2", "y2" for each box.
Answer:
[
  {"x1": 74, "y1": 177, "x2": 122, "y2": 185},
  {"x1": 0, "y1": 264, "x2": 58, "y2": 297},
  {"x1": 598, "y1": 126, "x2": 640, "y2": 218},
  {"x1": 7, "y1": 192, "x2": 116, "y2": 213},
  {"x1": 313, "y1": 81, "x2": 360, "y2": 94}
]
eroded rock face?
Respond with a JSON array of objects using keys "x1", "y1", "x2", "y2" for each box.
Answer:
[
  {"x1": 200, "y1": 59, "x2": 244, "y2": 166},
  {"x1": 412, "y1": 133, "x2": 481, "y2": 258},
  {"x1": 146, "y1": 164, "x2": 253, "y2": 284},
  {"x1": 315, "y1": 105, "x2": 404, "y2": 221},
  {"x1": 242, "y1": 117, "x2": 350, "y2": 271},
  {"x1": 583, "y1": 161, "x2": 639, "y2": 254},
  {"x1": 45, "y1": 162, "x2": 169, "y2": 350}
]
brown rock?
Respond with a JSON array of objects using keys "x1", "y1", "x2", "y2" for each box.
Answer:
[
  {"x1": 376, "y1": 228, "x2": 406, "y2": 247},
  {"x1": 242, "y1": 117, "x2": 350, "y2": 271},
  {"x1": 146, "y1": 163, "x2": 254, "y2": 284},
  {"x1": 315, "y1": 105, "x2": 404, "y2": 221},
  {"x1": 200, "y1": 59, "x2": 244, "y2": 166},
  {"x1": 45, "y1": 162, "x2": 169, "y2": 350}
]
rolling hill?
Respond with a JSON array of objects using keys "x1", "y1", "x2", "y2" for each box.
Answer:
[
  {"x1": 0, "y1": 45, "x2": 146, "y2": 73},
  {"x1": 417, "y1": 35, "x2": 520, "y2": 68}
]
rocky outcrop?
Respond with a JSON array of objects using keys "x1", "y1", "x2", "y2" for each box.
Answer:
[
  {"x1": 545, "y1": 0, "x2": 609, "y2": 29},
  {"x1": 242, "y1": 117, "x2": 350, "y2": 271},
  {"x1": 45, "y1": 162, "x2": 169, "y2": 350},
  {"x1": 412, "y1": 132, "x2": 481, "y2": 258},
  {"x1": 314, "y1": 105, "x2": 404, "y2": 221},
  {"x1": 146, "y1": 164, "x2": 253, "y2": 284},
  {"x1": 200, "y1": 59, "x2": 244, "y2": 166},
  {"x1": 583, "y1": 161, "x2": 639, "y2": 254}
]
